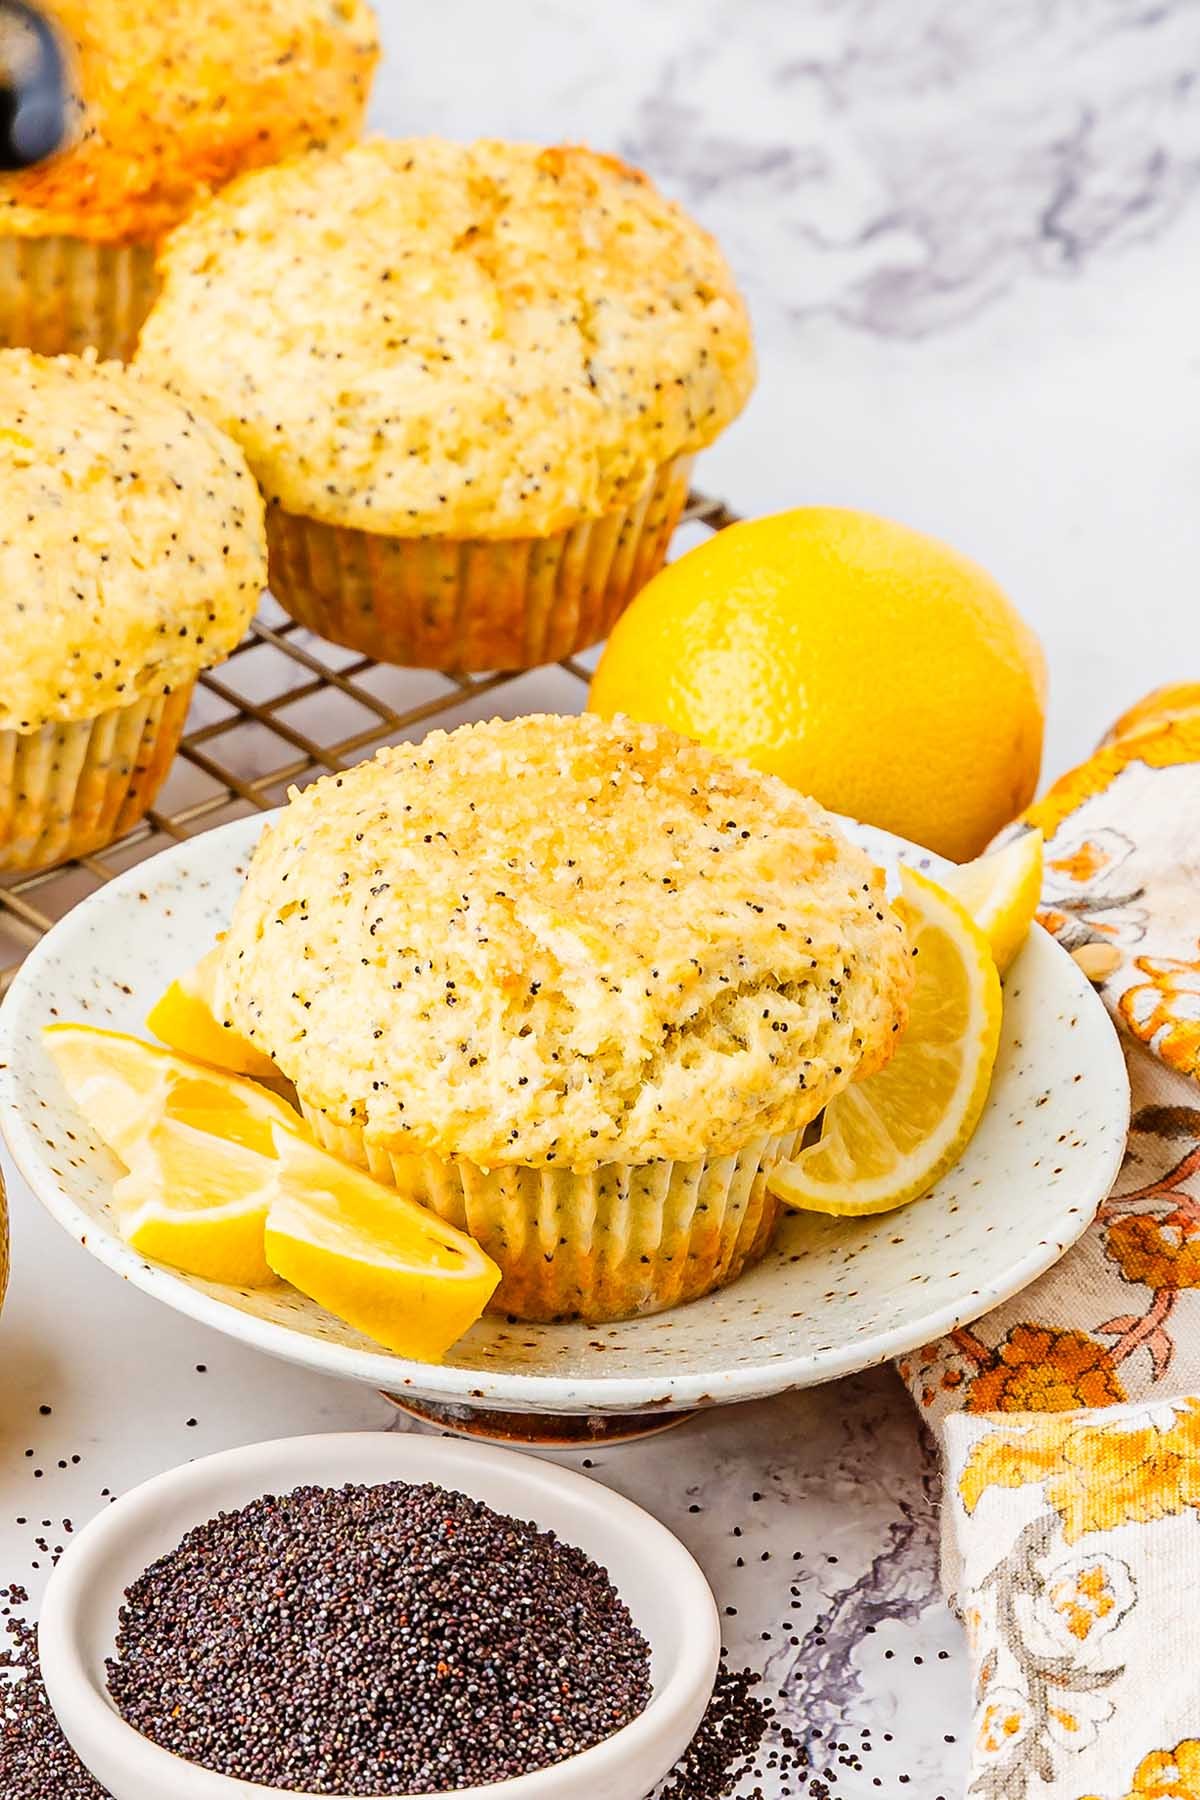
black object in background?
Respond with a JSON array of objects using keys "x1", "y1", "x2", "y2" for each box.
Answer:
[{"x1": 0, "y1": 1, "x2": 69, "y2": 171}]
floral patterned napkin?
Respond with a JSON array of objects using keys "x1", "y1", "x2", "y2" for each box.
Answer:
[{"x1": 898, "y1": 685, "x2": 1200, "y2": 1800}]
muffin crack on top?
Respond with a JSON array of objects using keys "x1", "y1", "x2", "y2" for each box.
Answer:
[
  {"x1": 135, "y1": 138, "x2": 756, "y2": 540},
  {"x1": 217, "y1": 714, "x2": 913, "y2": 1174}
]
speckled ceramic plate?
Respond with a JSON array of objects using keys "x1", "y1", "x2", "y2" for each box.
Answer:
[{"x1": 0, "y1": 813, "x2": 1129, "y2": 1421}]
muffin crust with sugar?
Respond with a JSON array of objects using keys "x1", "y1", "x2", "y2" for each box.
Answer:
[
  {"x1": 0, "y1": 350, "x2": 266, "y2": 731},
  {"x1": 135, "y1": 138, "x2": 755, "y2": 538},
  {"x1": 218, "y1": 714, "x2": 912, "y2": 1172},
  {"x1": 0, "y1": 0, "x2": 379, "y2": 244}
]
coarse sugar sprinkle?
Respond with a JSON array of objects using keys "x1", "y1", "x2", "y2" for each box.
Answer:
[{"x1": 106, "y1": 1478, "x2": 652, "y2": 1794}]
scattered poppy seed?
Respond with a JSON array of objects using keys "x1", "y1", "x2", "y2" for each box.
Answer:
[
  {"x1": 1, "y1": 1583, "x2": 109, "y2": 1798},
  {"x1": 655, "y1": 1664, "x2": 776, "y2": 1797}
]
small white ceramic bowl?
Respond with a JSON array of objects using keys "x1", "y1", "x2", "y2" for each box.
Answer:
[{"x1": 40, "y1": 1433, "x2": 719, "y2": 1800}]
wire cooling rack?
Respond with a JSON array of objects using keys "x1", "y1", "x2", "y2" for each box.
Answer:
[{"x1": 0, "y1": 491, "x2": 739, "y2": 993}]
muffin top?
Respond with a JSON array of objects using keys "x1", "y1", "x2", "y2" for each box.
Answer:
[
  {"x1": 217, "y1": 715, "x2": 912, "y2": 1172},
  {"x1": 134, "y1": 138, "x2": 756, "y2": 538},
  {"x1": 0, "y1": 0, "x2": 379, "y2": 244},
  {"x1": 0, "y1": 350, "x2": 266, "y2": 732}
]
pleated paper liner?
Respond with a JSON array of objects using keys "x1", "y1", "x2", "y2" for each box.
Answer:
[
  {"x1": 265, "y1": 453, "x2": 695, "y2": 673},
  {"x1": 0, "y1": 685, "x2": 193, "y2": 874},
  {"x1": 304, "y1": 1106, "x2": 795, "y2": 1324},
  {"x1": 0, "y1": 236, "x2": 159, "y2": 361}
]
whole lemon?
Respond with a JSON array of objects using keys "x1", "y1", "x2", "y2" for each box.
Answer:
[{"x1": 588, "y1": 507, "x2": 1046, "y2": 862}]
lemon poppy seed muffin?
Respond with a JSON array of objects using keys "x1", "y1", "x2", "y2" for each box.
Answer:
[
  {"x1": 0, "y1": 0, "x2": 379, "y2": 360},
  {"x1": 0, "y1": 349, "x2": 266, "y2": 871},
  {"x1": 217, "y1": 714, "x2": 912, "y2": 1321},
  {"x1": 135, "y1": 138, "x2": 755, "y2": 672}
]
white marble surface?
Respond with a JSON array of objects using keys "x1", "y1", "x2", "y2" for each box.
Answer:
[
  {"x1": 372, "y1": 0, "x2": 1200, "y2": 784},
  {"x1": 4, "y1": 2, "x2": 1200, "y2": 1794}
]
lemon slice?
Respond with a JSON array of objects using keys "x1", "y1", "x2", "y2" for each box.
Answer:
[
  {"x1": 46, "y1": 1023, "x2": 498, "y2": 1354},
  {"x1": 112, "y1": 1116, "x2": 279, "y2": 1287},
  {"x1": 147, "y1": 943, "x2": 281, "y2": 1080},
  {"x1": 43, "y1": 1022, "x2": 303, "y2": 1165},
  {"x1": 767, "y1": 867, "x2": 1002, "y2": 1216},
  {"x1": 943, "y1": 829, "x2": 1044, "y2": 974},
  {"x1": 264, "y1": 1131, "x2": 501, "y2": 1361}
]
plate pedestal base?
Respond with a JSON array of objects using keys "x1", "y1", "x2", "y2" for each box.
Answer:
[{"x1": 381, "y1": 1393, "x2": 697, "y2": 1447}]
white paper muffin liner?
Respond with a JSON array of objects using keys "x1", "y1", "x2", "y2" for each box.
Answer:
[
  {"x1": 0, "y1": 685, "x2": 192, "y2": 874},
  {"x1": 264, "y1": 453, "x2": 695, "y2": 673},
  {"x1": 0, "y1": 235, "x2": 159, "y2": 361},
  {"x1": 302, "y1": 1105, "x2": 796, "y2": 1323}
]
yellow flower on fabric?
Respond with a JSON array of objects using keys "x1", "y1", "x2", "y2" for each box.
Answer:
[
  {"x1": 1120, "y1": 952, "x2": 1200, "y2": 1080},
  {"x1": 966, "y1": 1323, "x2": 1127, "y2": 1414},
  {"x1": 1080, "y1": 1738, "x2": 1200, "y2": 1799},
  {"x1": 1049, "y1": 1559, "x2": 1122, "y2": 1643},
  {"x1": 960, "y1": 1399, "x2": 1200, "y2": 1542},
  {"x1": 1014, "y1": 1547, "x2": 1135, "y2": 1667},
  {"x1": 1044, "y1": 1679, "x2": 1114, "y2": 1754},
  {"x1": 975, "y1": 1687, "x2": 1031, "y2": 1760}
]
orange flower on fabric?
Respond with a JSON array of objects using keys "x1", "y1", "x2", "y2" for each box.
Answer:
[
  {"x1": 1080, "y1": 1737, "x2": 1200, "y2": 1800},
  {"x1": 1031, "y1": 821, "x2": 1147, "y2": 952},
  {"x1": 1120, "y1": 951, "x2": 1200, "y2": 1080},
  {"x1": 966, "y1": 1324, "x2": 1127, "y2": 1414},
  {"x1": 1107, "y1": 1208, "x2": 1200, "y2": 1291},
  {"x1": 1049, "y1": 838, "x2": 1113, "y2": 884},
  {"x1": 960, "y1": 1399, "x2": 1200, "y2": 1543}
]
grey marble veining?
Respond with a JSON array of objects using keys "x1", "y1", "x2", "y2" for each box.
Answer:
[
  {"x1": 628, "y1": 0, "x2": 1200, "y2": 337},
  {"x1": 373, "y1": 0, "x2": 1200, "y2": 340}
]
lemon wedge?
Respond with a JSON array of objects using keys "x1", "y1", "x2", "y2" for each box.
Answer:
[
  {"x1": 111, "y1": 1116, "x2": 280, "y2": 1287},
  {"x1": 45, "y1": 1022, "x2": 499, "y2": 1356},
  {"x1": 263, "y1": 1131, "x2": 501, "y2": 1360},
  {"x1": 767, "y1": 867, "x2": 1002, "y2": 1217},
  {"x1": 146, "y1": 943, "x2": 282, "y2": 1080},
  {"x1": 943, "y1": 829, "x2": 1043, "y2": 975},
  {"x1": 44, "y1": 1022, "x2": 302, "y2": 1165}
]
